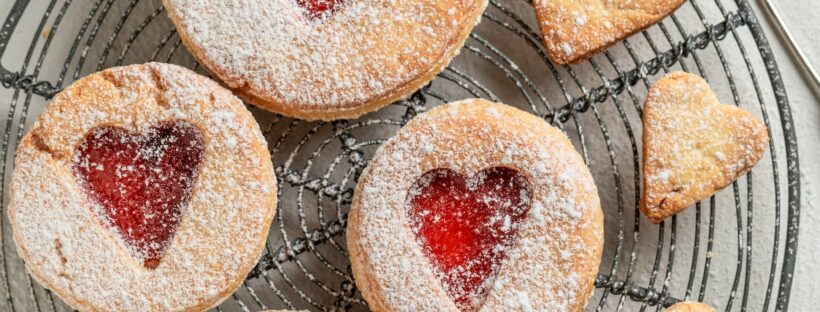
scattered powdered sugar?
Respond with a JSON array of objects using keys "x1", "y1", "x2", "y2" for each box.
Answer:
[
  {"x1": 72, "y1": 123, "x2": 205, "y2": 268},
  {"x1": 510, "y1": 291, "x2": 534, "y2": 312},
  {"x1": 406, "y1": 167, "x2": 532, "y2": 310},
  {"x1": 164, "y1": 0, "x2": 486, "y2": 112},
  {"x1": 573, "y1": 12, "x2": 588, "y2": 26},
  {"x1": 349, "y1": 100, "x2": 602, "y2": 311},
  {"x1": 560, "y1": 43, "x2": 574, "y2": 57},
  {"x1": 9, "y1": 63, "x2": 277, "y2": 311},
  {"x1": 641, "y1": 72, "x2": 769, "y2": 221},
  {"x1": 532, "y1": 0, "x2": 685, "y2": 64}
]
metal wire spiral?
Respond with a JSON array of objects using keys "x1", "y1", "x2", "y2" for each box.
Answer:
[{"x1": 0, "y1": 0, "x2": 800, "y2": 311}]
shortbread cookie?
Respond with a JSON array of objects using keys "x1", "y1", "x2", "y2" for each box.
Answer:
[
  {"x1": 9, "y1": 63, "x2": 277, "y2": 311},
  {"x1": 163, "y1": 0, "x2": 488, "y2": 121},
  {"x1": 532, "y1": 0, "x2": 686, "y2": 64},
  {"x1": 348, "y1": 99, "x2": 603, "y2": 311},
  {"x1": 641, "y1": 72, "x2": 769, "y2": 223},
  {"x1": 665, "y1": 301, "x2": 716, "y2": 312}
]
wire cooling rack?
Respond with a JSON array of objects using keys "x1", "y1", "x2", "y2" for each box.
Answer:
[{"x1": 0, "y1": 0, "x2": 801, "y2": 311}]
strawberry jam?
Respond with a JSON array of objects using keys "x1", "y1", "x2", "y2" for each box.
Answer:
[
  {"x1": 296, "y1": 0, "x2": 344, "y2": 19},
  {"x1": 407, "y1": 167, "x2": 532, "y2": 310},
  {"x1": 73, "y1": 122, "x2": 204, "y2": 269}
]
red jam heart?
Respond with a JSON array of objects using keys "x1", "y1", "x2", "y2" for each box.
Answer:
[
  {"x1": 296, "y1": 0, "x2": 344, "y2": 19},
  {"x1": 73, "y1": 122, "x2": 204, "y2": 269},
  {"x1": 407, "y1": 167, "x2": 532, "y2": 310}
]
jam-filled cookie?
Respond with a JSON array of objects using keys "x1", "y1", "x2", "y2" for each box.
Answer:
[
  {"x1": 163, "y1": 0, "x2": 488, "y2": 121},
  {"x1": 641, "y1": 72, "x2": 769, "y2": 223},
  {"x1": 532, "y1": 0, "x2": 686, "y2": 64},
  {"x1": 348, "y1": 99, "x2": 603, "y2": 311},
  {"x1": 9, "y1": 63, "x2": 277, "y2": 311}
]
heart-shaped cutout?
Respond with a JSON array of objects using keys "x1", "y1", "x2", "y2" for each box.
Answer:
[
  {"x1": 407, "y1": 167, "x2": 532, "y2": 310},
  {"x1": 532, "y1": 0, "x2": 686, "y2": 64},
  {"x1": 296, "y1": 0, "x2": 344, "y2": 19},
  {"x1": 641, "y1": 72, "x2": 769, "y2": 223},
  {"x1": 73, "y1": 122, "x2": 204, "y2": 269}
]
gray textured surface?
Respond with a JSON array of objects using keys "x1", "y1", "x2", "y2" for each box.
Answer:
[{"x1": 764, "y1": 0, "x2": 820, "y2": 310}]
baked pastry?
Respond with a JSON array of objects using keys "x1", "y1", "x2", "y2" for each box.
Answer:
[
  {"x1": 532, "y1": 0, "x2": 686, "y2": 64},
  {"x1": 9, "y1": 63, "x2": 277, "y2": 311},
  {"x1": 665, "y1": 301, "x2": 716, "y2": 312},
  {"x1": 163, "y1": 0, "x2": 488, "y2": 121},
  {"x1": 348, "y1": 99, "x2": 603, "y2": 311},
  {"x1": 641, "y1": 72, "x2": 769, "y2": 223}
]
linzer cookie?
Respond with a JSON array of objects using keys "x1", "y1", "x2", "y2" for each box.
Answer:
[
  {"x1": 348, "y1": 99, "x2": 603, "y2": 311},
  {"x1": 163, "y1": 0, "x2": 488, "y2": 121},
  {"x1": 532, "y1": 0, "x2": 686, "y2": 64},
  {"x1": 641, "y1": 72, "x2": 769, "y2": 223},
  {"x1": 9, "y1": 63, "x2": 277, "y2": 311}
]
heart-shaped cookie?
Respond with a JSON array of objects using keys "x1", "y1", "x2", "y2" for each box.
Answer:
[
  {"x1": 532, "y1": 0, "x2": 686, "y2": 64},
  {"x1": 641, "y1": 72, "x2": 769, "y2": 223},
  {"x1": 408, "y1": 167, "x2": 532, "y2": 309},
  {"x1": 73, "y1": 122, "x2": 204, "y2": 269}
]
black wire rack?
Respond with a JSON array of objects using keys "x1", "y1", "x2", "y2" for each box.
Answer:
[{"x1": 0, "y1": 0, "x2": 801, "y2": 311}]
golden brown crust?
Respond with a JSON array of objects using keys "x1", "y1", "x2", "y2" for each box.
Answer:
[
  {"x1": 665, "y1": 301, "x2": 716, "y2": 312},
  {"x1": 532, "y1": 0, "x2": 686, "y2": 64},
  {"x1": 640, "y1": 72, "x2": 769, "y2": 223},
  {"x1": 348, "y1": 99, "x2": 603, "y2": 311},
  {"x1": 163, "y1": 0, "x2": 488, "y2": 121},
  {"x1": 9, "y1": 63, "x2": 277, "y2": 311},
  {"x1": 225, "y1": 19, "x2": 475, "y2": 122}
]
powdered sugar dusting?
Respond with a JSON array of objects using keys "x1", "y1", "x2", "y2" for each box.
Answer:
[
  {"x1": 72, "y1": 123, "x2": 204, "y2": 269},
  {"x1": 164, "y1": 0, "x2": 486, "y2": 114},
  {"x1": 641, "y1": 72, "x2": 769, "y2": 222},
  {"x1": 532, "y1": 0, "x2": 686, "y2": 64},
  {"x1": 348, "y1": 99, "x2": 602, "y2": 311},
  {"x1": 9, "y1": 63, "x2": 277, "y2": 311},
  {"x1": 407, "y1": 167, "x2": 532, "y2": 310}
]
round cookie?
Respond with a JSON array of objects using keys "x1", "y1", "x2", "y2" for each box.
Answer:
[
  {"x1": 348, "y1": 99, "x2": 603, "y2": 311},
  {"x1": 162, "y1": 0, "x2": 488, "y2": 121},
  {"x1": 9, "y1": 63, "x2": 277, "y2": 311}
]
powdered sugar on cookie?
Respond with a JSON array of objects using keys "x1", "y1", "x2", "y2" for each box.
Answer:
[
  {"x1": 163, "y1": 0, "x2": 487, "y2": 119},
  {"x1": 348, "y1": 100, "x2": 603, "y2": 311},
  {"x1": 532, "y1": 0, "x2": 686, "y2": 64},
  {"x1": 9, "y1": 63, "x2": 277, "y2": 311},
  {"x1": 641, "y1": 72, "x2": 769, "y2": 223}
]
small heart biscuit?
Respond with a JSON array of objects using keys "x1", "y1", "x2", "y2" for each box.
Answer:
[
  {"x1": 641, "y1": 72, "x2": 769, "y2": 223},
  {"x1": 532, "y1": 0, "x2": 686, "y2": 64}
]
